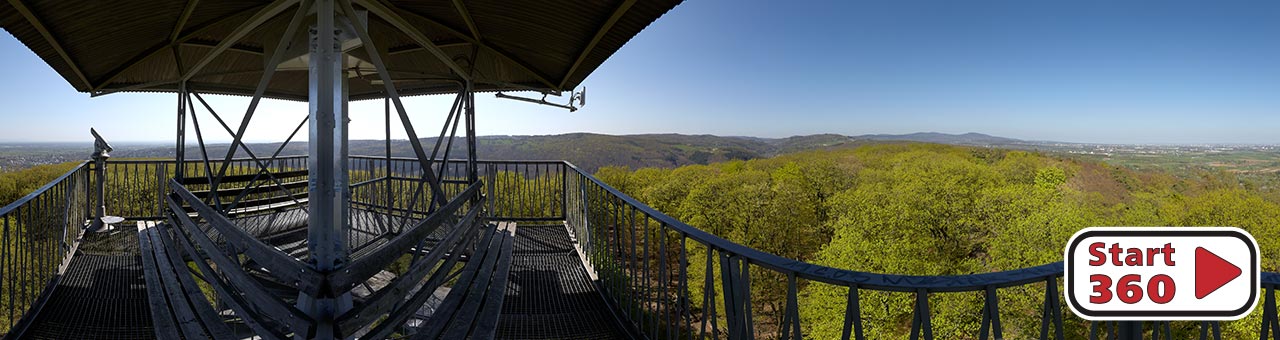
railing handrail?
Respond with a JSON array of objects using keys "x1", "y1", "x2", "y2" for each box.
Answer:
[
  {"x1": 109, "y1": 155, "x2": 560, "y2": 165},
  {"x1": 105, "y1": 155, "x2": 308, "y2": 164},
  {"x1": 0, "y1": 161, "x2": 90, "y2": 216},
  {"x1": 349, "y1": 155, "x2": 567, "y2": 165}
]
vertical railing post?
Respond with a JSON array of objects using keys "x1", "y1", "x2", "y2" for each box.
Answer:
[
  {"x1": 487, "y1": 163, "x2": 496, "y2": 217},
  {"x1": 1261, "y1": 285, "x2": 1277, "y2": 340},
  {"x1": 780, "y1": 273, "x2": 802, "y2": 340},
  {"x1": 57, "y1": 167, "x2": 77, "y2": 263},
  {"x1": 679, "y1": 235, "x2": 691, "y2": 339},
  {"x1": 720, "y1": 253, "x2": 741, "y2": 339},
  {"x1": 842, "y1": 285, "x2": 865, "y2": 340},
  {"x1": 579, "y1": 172, "x2": 591, "y2": 255},
  {"x1": 156, "y1": 162, "x2": 166, "y2": 219},
  {"x1": 83, "y1": 164, "x2": 91, "y2": 224},
  {"x1": 2, "y1": 216, "x2": 9, "y2": 329},
  {"x1": 980, "y1": 286, "x2": 1003, "y2": 340},
  {"x1": 909, "y1": 289, "x2": 933, "y2": 340},
  {"x1": 1116, "y1": 321, "x2": 1143, "y2": 340},
  {"x1": 561, "y1": 162, "x2": 568, "y2": 220},
  {"x1": 1041, "y1": 276, "x2": 1065, "y2": 340},
  {"x1": 700, "y1": 246, "x2": 720, "y2": 339}
]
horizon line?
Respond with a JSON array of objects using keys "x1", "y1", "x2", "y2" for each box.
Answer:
[{"x1": 2, "y1": 131, "x2": 1279, "y2": 146}]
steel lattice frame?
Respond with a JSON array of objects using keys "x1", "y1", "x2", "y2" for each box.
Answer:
[{"x1": 167, "y1": 0, "x2": 483, "y2": 337}]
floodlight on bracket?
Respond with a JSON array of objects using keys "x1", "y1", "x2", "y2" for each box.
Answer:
[{"x1": 495, "y1": 87, "x2": 586, "y2": 112}]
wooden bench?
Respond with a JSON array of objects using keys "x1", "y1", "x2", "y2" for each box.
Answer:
[
  {"x1": 177, "y1": 169, "x2": 310, "y2": 216},
  {"x1": 136, "y1": 221, "x2": 237, "y2": 340},
  {"x1": 413, "y1": 221, "x2": 518, "y2": 339}
]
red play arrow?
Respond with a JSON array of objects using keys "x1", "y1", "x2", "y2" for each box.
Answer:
[{"x1": 1195, "y1": 247, "x2": 1241, "y2": 299}]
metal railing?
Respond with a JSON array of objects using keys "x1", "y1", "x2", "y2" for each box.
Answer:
[
  {"x1": 0, "y1": 161, "x2": 91, "y2": 336},
  {"x1": 555, "y1": 161, "x2": 1280, "y2": 340},
  {"x1": 349, "y1": 156, "x2": 565, "y2": 221},
  {"x1": 101, "y1": 156, "x2": 565, "y2": 222},
  {"x1": 101, "y1": 156, "x2": 308, "y2": 220},
  {"x1": 3, "y1": 156, "x2": 1277, "y2": 339}
]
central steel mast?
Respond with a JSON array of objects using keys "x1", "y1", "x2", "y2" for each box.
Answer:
[
  {"x1": 163, "y1": 0, "x2": 481, "y2": 336},
  {"x1": 299, "y1": 0, "x2": 353, "y2": 337}
]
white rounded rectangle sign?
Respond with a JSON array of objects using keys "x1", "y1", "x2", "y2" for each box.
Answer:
[{"x1": 1064, "y1": 227, "x2": 1259, "y2": 321}]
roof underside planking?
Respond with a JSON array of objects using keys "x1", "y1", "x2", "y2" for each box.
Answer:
[{"x1": 0, "y1": 0, "x2": 681, "y2": 101}]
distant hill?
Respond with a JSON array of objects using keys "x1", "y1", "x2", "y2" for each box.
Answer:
[
  {"x1": 406, "y1": 133, "x2": 774, "y2": 172},
  {"x1": 856, "y1": 132, "x2": 1022, "y2": 145},
  {"x1": 103, "y1": 133, "x2": 778, "y2": 173},
  {"x1": 9, "y1": 132, "x2": 1030, "y2": 173},
  {"x1": 767, "y1": 134, "x2": 863, "y2": 154}
]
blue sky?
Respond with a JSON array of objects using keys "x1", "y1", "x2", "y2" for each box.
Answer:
[{"x1": 1, "y1": 1, "x2": 1278, "y2": 144}]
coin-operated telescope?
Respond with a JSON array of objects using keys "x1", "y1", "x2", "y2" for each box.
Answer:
[{"x1": 89, "y1": 128, "x2": 124, "y2": 232}]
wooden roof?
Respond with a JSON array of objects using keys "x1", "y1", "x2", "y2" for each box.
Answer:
[{"x1": 0, "y1": 0, "x2": 681, "y2": 101}]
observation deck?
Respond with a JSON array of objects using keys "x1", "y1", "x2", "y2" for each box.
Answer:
[
  {"x1": 0, "y1": 156, "x2": 1276, "y2": 340},
  {"x1": 1, "y1": 0, "x2": 1277, "y2": 338}
]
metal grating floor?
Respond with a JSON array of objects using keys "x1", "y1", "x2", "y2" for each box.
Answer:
[
  {"x1": 496, "y1": 224, "x2": 626, "y2": 340},
  {"x1": 20, "y1": 231, "x2": 154, "y2": 340},
  {"x1": 14, "y1": 215, "x2": 625, "y2": 339}
]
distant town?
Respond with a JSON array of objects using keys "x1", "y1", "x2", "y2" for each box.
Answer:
[{"x1": 1029, "y1": 142, "x2": 1278, "y2": 157}]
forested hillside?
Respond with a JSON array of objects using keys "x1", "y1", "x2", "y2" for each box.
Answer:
[
  {"x1": 595, "y1": 143, "x2": 1280, "y2": 339},
  {"x1": 0, "y1": 162, "x2": 79, "y2": 207},
  {"x1": 89, "y1": 132, "x2": 1017, "y2": 173},
  {"x1": 111, "y1": 133, "x2": 821, "y2": 173}
]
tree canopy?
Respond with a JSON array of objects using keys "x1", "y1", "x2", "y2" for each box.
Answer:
[{"x1": 596, "y1": 142, "x2": 1279, "y2": 339}]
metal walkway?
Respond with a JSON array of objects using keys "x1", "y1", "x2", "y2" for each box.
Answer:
[
  {"x1": 20, "y1": 231, "x2": 154, "y2": 340},
  {"x1": 13, "y1": 219, "x2": 628, "y2": 340},
  {"x1": 496, "y1": 224, "x2": 626, "y2": 340}
]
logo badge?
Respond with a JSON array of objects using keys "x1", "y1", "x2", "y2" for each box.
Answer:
[{"x1": 1064, "y1": 227, "x2": 1260, "y2": 320}]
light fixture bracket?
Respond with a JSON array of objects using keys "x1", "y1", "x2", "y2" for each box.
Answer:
[{"x1": 496, "y1": 87, "x2": 587, "y2": 112}]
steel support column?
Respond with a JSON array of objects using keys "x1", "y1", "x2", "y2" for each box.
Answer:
[
  {"x1": 384, "y1": 96, "x2": 392, "y2": 235},
  {"x1": 465, "y1": 83, "x2": 478, "y2": 184},
  {"x1": 175, "y1": 83, "x2": 186, "y2": 181},
  {"x1": 298, "y1": 0, "x2": 353, "y2": 337}
]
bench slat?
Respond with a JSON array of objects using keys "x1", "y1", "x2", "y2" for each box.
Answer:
[
  {"x1": 178, "y1": 169, "x2": 309, "y2": 185},
  {"x1": 359, "y1": 223, "x2": 479, "y2": 340},
  {"x1": 470, "y1": 222, "x2": 518, "y2": 339},
  {"x1": 183, "y1": 195, "x2": 309, "y2": 216},
  {"x1": 414, "y1": 222, "x2": 518, "y2": 340},
  {"x1": 177, "y1": 171, "x2": 310, "y2": 218},
  {"x1": 151, "y1": 222, "x2": 238, "y2": 339},
  {"x1": 139, "y1": 222, "x2": 210, "y2": 339},
  {"x1": 413, "y1": 223, "x2": 504, "y2": 339},
  {"x1": 441, "y1": 223, "x2": 510, "y2": 339},
  {"x1": 189, "y1": 179, "x2": 308, "y2": 199},
  {"x1": 182, "y1": 192, "x2": 310, "y2": 210},
  {"x1": 335, "y1": 205, "x2": 482, "y2": 335},
  {"x1": 165, "y1": 202, "x2": 294, "y2": 339},
  {"x1": 137, "y1": 222, "x2": 183, "y2": 340}
]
